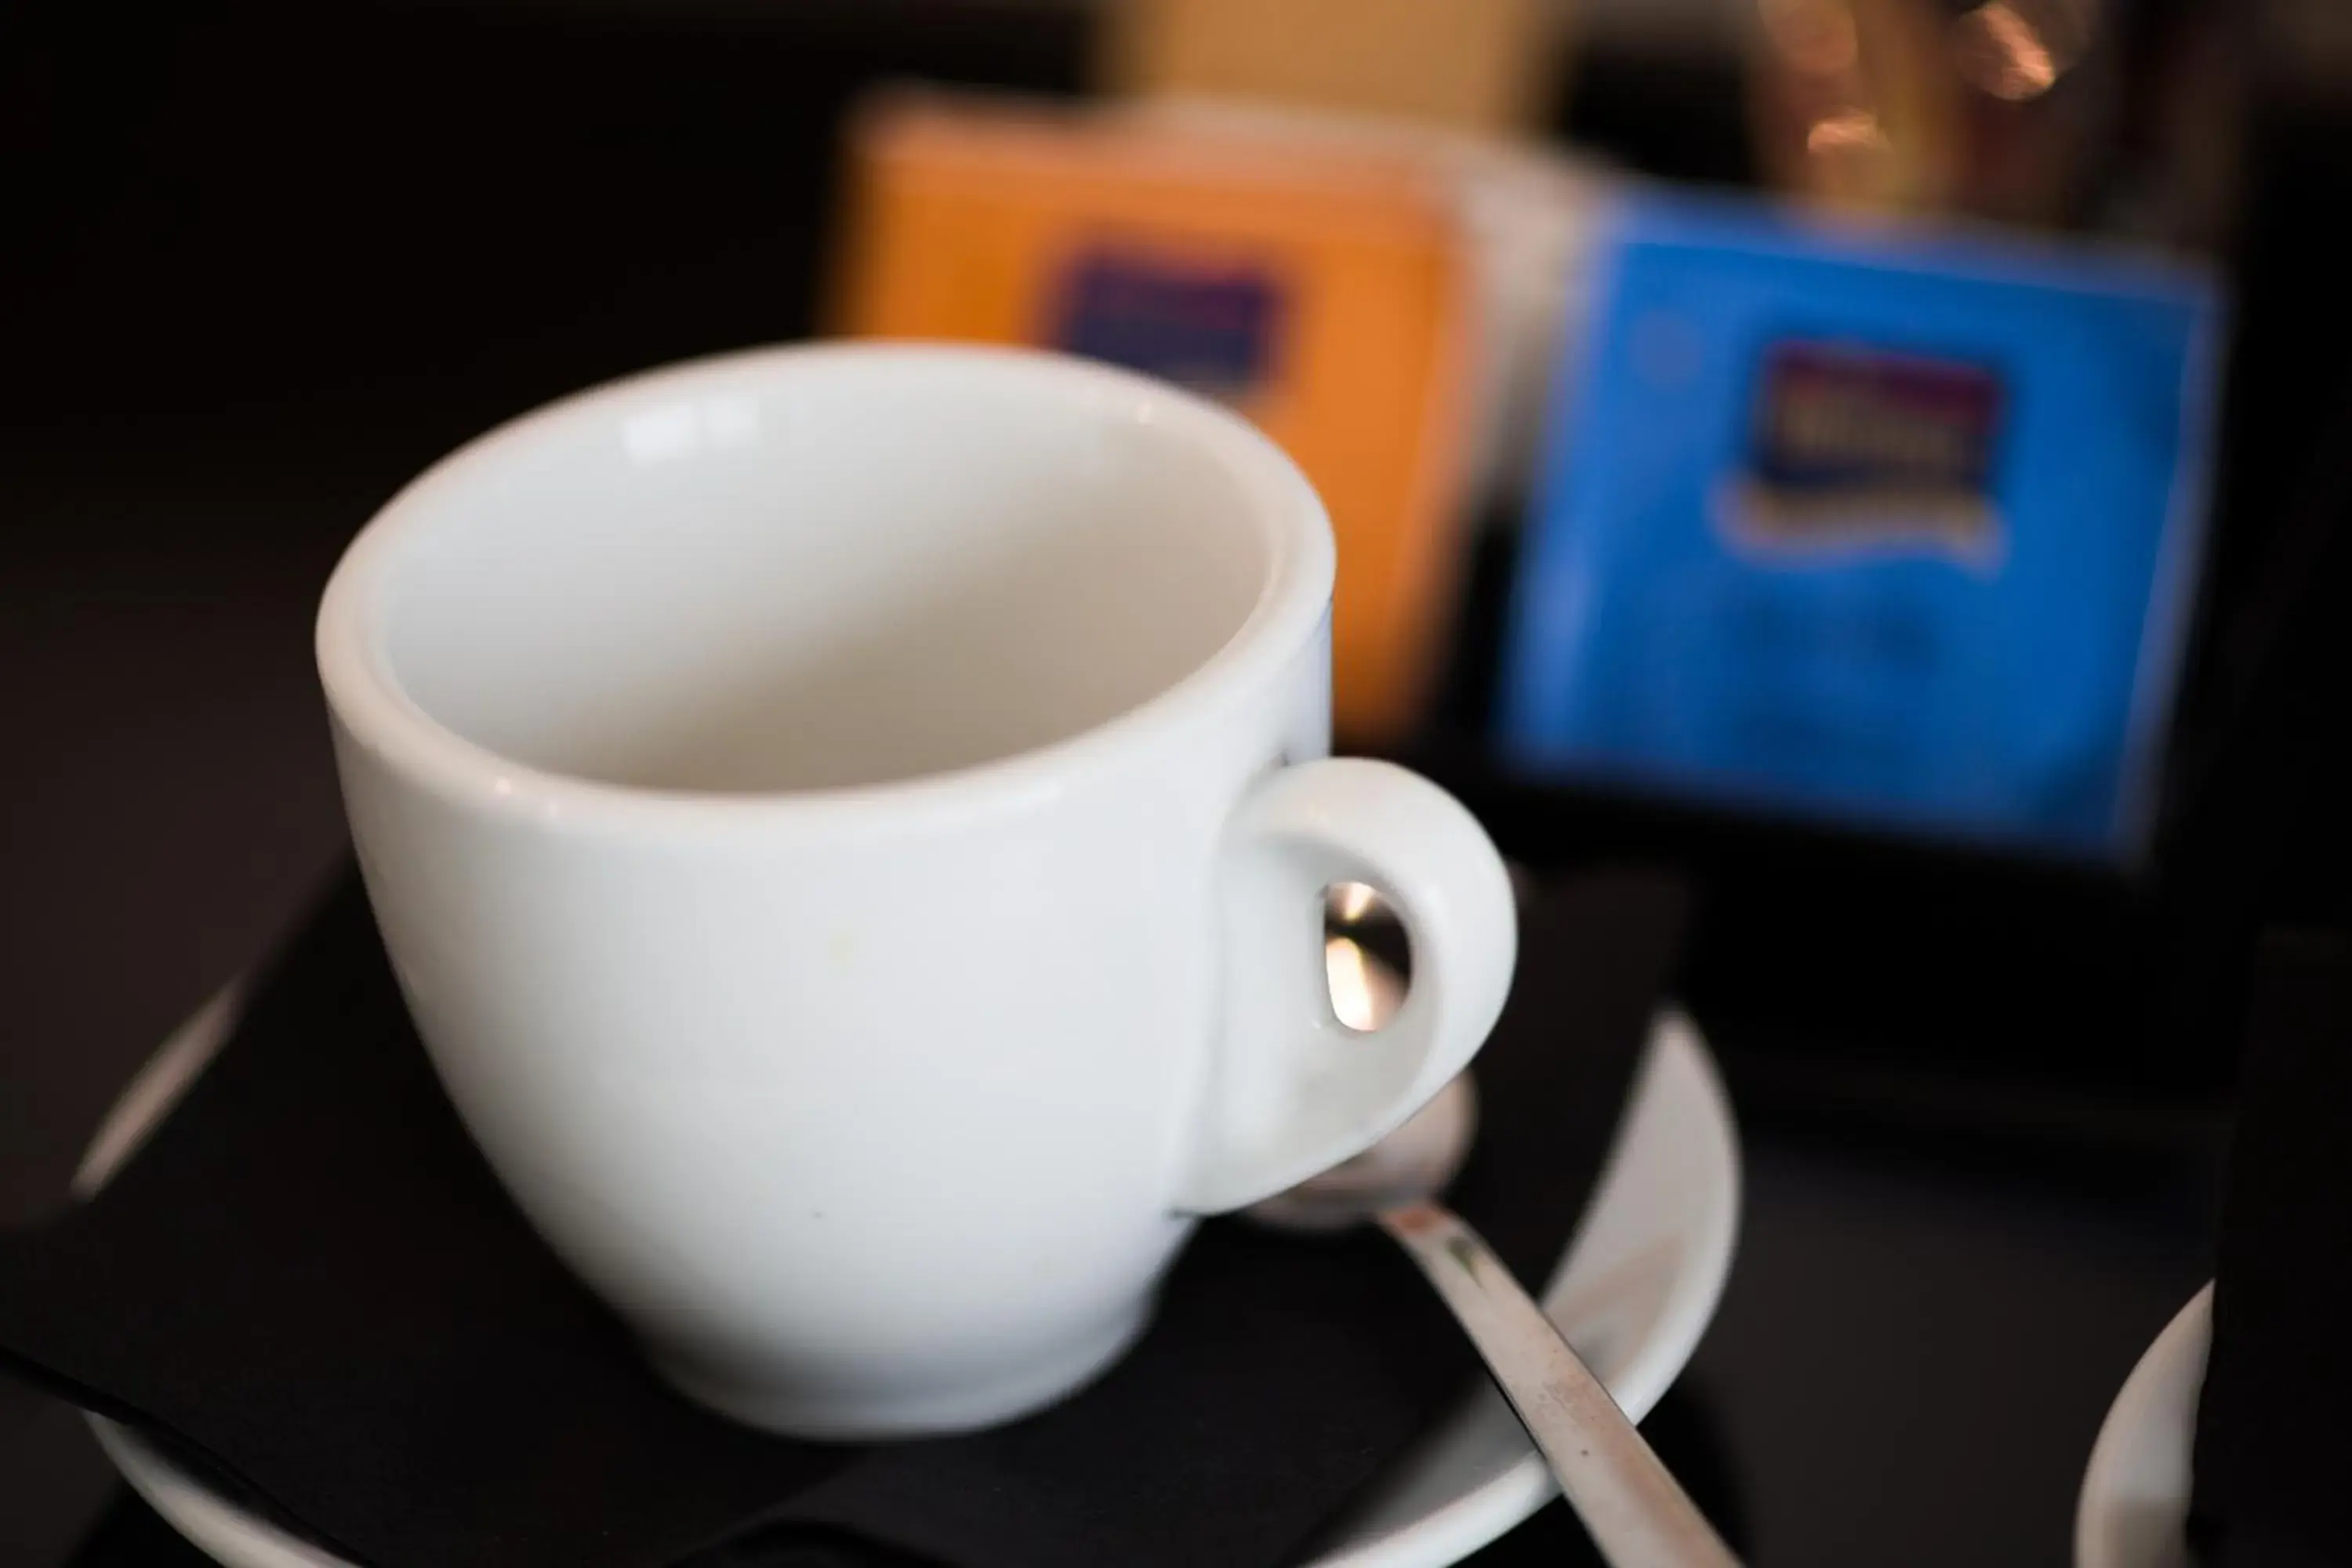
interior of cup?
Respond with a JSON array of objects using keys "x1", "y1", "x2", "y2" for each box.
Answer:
[{"x1": 365, "y1": 349, "x2": 1283, "y2": 794}]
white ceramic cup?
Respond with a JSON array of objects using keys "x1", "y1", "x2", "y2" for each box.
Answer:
[{"x1": 317, "y1": 343, "x2": 1517, "y2": 1439}]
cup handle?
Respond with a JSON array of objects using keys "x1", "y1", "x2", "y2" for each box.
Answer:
[{"x1": 1175, "y1": 757, "x2": 1517, "y2": 1214}]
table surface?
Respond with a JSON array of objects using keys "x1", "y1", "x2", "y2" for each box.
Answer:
[{"x1": 0, "y1": 445, "x2": 2218, "y2": 1567}]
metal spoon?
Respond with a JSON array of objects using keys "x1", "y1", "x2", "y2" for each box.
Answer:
[{"x1": 1253, "y1": 1065, "x2": 1741, "y2": 1568}]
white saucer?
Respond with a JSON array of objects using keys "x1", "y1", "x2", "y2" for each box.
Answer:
[
  {"x1": 78, "y1": 988, "x2": 1741, "y2": 1568},
  {"x1": 2074, "y1": 1283, "x2": 2210, "y2": 1568}
]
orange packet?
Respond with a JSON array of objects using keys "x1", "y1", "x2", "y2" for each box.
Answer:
[{"x1": 829, "y1": 93, "x2": 1476, "y2": 746}]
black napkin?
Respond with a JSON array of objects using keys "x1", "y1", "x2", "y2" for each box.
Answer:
[
  {"x1": 1, "y1": 866, "x2": 1686, "y2": 1568},
  {"x1": 2190, "y1": 928, "x2": 2352, "y2": 1567}
]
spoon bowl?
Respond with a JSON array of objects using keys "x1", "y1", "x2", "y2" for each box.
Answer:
[
  {"x1": 1255, "y1": 940, "x2": 1740, "y2": 1568},
  {"x1": 1247, "y1": 1073, "x2": 1478, "y2": 1232}
]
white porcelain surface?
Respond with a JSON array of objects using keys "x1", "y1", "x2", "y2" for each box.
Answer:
[
  {"x1": 84, "y1": 996, "x2": 1739, "y2": 1568},
  {"x1": 316, "y1": 343, "x2": 1517, "y2": 1437},
  {"x1": 2075, "y1": 1283, "x2": 2210, "y2": 1568}
]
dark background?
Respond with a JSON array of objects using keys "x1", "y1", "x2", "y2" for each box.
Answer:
[{"x1": 5, "y1": 1, "x2": 2346, "y2": 1562}]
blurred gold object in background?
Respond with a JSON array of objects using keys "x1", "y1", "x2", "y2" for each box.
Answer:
[
  {"x1": 1104, "y1": 0, "x2": 1567, "y2": 136},
  {"x1": 1750, "y1": 0, "x2": 2107, "y2": 224},
  {"x1": 1948, "y1": 0, "x2": 2091, "y2": 103},
  {"x1": 1751, "y1": 0, "x2": 1965, "y2": 212}
]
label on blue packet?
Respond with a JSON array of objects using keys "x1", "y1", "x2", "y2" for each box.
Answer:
[{"x1": 1497, "y1": 196, "x2": 2223, "y2": 861}]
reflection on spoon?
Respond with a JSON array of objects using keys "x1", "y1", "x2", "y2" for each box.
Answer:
[{"x1": 1252, "y1": 939, "x2": 1741, "y2": 1568}]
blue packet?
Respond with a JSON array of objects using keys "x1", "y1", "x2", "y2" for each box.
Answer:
[{"x1": 1497, "y1": 197, "x2": 2223, "y2": 861}]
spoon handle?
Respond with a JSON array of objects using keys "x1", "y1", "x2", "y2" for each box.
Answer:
[{"x1": 1377, "y1": 1200, "x2": 1741, "y2": 1568}]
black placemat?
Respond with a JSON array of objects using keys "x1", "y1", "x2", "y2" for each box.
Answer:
[
  {"x1": 2190, "y1": 927, "x2": 2352, "y2": 1567},
  {"x1": 67, "y1": 1381, "x2": 1756, "y2": 1568},
  {"x1": 1, "y1": 866, "x2": 1687, "y2": 1568}
]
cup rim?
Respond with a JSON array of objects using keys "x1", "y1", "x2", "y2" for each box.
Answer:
[{"x1": 316, "y1": 341, "x2": 1335, "y2": 837}]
